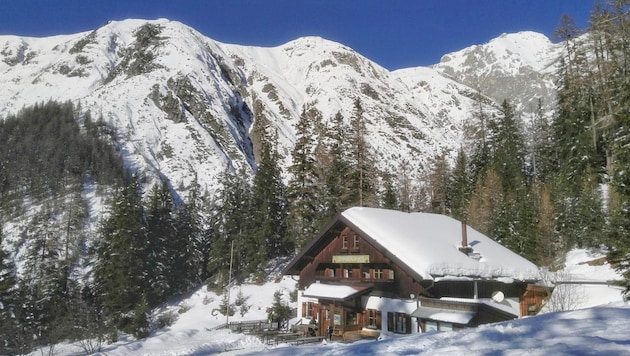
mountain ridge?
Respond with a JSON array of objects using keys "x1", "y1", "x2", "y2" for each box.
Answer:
[{"x1": 0, "y1": 18, "x2": 561, "y2": 196}]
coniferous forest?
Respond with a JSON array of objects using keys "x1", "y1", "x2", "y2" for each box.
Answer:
[{"x1": 1, "y1": 2, "x2": 630, "y2": 353}]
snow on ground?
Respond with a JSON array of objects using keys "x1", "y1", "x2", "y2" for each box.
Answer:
[{"x1": 33, "y1": 249, "x2": 628, "y2": 355}]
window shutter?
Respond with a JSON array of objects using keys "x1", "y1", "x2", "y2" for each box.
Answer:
[{"x1": 302, "y1": 302, "x2": 306, "y2": 318}]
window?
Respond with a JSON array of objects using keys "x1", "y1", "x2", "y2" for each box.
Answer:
[
  {"x1": 344, "y1": 267, "x2": 353, "y2": 279},
  {"x1": 374, "y1": 268, "x2": 383, "y2": 279},
  {"x1": 362, "y1": 267, "x2": 370, "y2": 279},
  {"x1": 328, "y1": 267, "x2": 335, "y2": 277},
  {"x1": 367, "y1": 309, "x2": 381, "y2": 330},
  {"x1": 397, "y1": 313, "x2": 406, "y2": 333},
  {"x1": 425, "y1": 320, "x2": 437, "y2": 332},
  {"x1": 388, "y1": 269, "x2": 395, "y2": 280},
  {"x1": 302, "y1": 302, "x2": 316, "y2": 318},
  {"x1": 346, "y1": 311, "x2": 358, "y2": 326},
  {"x1": 422, "y1": 320, "x2": 453, "y2": 332},
  {"x1": 342, "y1": 235, "x2": 348, "y2": 249},
  {"x1": 353, "y1": 235, "x2": 360, "y2": 249},
  {"x1": 387, "y1": 312, "x2": 411, "y2": 334}
]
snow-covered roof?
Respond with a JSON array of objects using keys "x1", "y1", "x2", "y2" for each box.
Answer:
[
  {"x1": 341, "y1": 207, "x2": 540, "y2": 281},
  {"x1": 412, "y1": 306, "x2": 476, "y2": 324},
  {"x1": 303, "y1": 283, "x2": 372, "y2": 301}
]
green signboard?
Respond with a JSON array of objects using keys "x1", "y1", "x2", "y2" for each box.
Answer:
[{"x1": 332, "y1": 254, "x2": 370, "y2": 263}]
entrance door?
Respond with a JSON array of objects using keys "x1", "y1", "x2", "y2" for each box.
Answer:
[{"x1": 319, "y1": 308, "x2": 331, "y2": 337}]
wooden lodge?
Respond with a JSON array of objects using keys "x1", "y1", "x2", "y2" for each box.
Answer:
[{"x1": 283, "y1": 207, "x2": 548, "y2": 339}]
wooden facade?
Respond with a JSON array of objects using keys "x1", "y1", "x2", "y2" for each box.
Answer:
[
  {"x1": 296, "y1": 226, "x2": 425, "y2": 299},
  {"x1": 520, "y1": 284, "x2": 552, "y2": 316}
]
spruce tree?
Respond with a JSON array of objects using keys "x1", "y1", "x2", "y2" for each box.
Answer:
[
  {"x1": 529, "y1": 98, "x2": 555, "y2": 183},
  {"x1": 174, "y1": 180, "x2": 206, "y2": 292},
  {"x1": 250, "y1": 125, "x2": 289, "y2": 266},
  {"x1": 93, "y1": 174, "x2": 147, "y2": 319},
  {"x1": 0, "y1": 226, "x2": 20, "y2": 354},
  {"x1": 207, "y1": 166, "x2": 252, "y2": 284},
  {"x1": 144, "y1": 180, "x2": 176, "y2": 306},
  {"x1": 448, "y1": 148, "x2": 471, "y2": 221},
  {"x1": 488, "y1": 99, "x2": 527, "y2": 193},
  {"x1": 347, "y1": 98, "x2": 376, "y2": 207},
  {"x1": 287, "y1": 107, "x2": 322, "y2": 249},
  {"x1": 324, "y1": 111, "x2": 352, "y2": 215},
  {"x1": 380, "y1": 171, "x2": 399, "y2": 210},
  {"x1": 465, "y1": 90, "x2": 492, "y2": 183},
  {"x1": 427, "y1": 153, "x2": 450, "y2": 214}
]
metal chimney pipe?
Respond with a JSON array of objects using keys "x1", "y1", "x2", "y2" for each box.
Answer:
[{"x1": 461, "y1": 220, "x2": 468, "y2": 248}]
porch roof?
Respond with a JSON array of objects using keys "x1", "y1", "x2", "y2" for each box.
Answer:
[
  {"x1": 411, "y1": 306, "x2": 476, "y2": 325},
  {"x1": 303, "y1": 283, "x2": 373, "y2": 301}
]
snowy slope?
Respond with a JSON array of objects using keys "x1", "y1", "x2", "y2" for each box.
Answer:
[{"x1": 31, "y1": 249, "x2": 626, "y2": 355}]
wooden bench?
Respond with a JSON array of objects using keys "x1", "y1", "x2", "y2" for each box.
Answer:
[
  {"x1": 331, "y1": 328, "x2": 344, "y2": 340},
  {"x1": 274, "y1": 332, "x2": 302, "y2": 345},
  {"x1": 292, "y1": 336, "x2": 326, "y2": 345}
]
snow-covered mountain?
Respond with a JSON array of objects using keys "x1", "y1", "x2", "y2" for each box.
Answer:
[
  {"x1": 433, "y1": 31, "x2": 561, "y2": 115},
  {"x1": 0, "y1": 18, "x2": 562, "y2": 196}
]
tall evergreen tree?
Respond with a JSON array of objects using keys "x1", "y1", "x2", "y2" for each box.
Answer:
[
  {"x1": 144, "y1": 180, "x2": 177, "y2": 306},
  {"x1": 448, "y1": 148, "x2": 471, "y2": 221},
  {"x1": 465, "y1": 90, "x2": 492, "y2": 183},
  {"x1": 347, "y1": 98, "x2": 376, "y2": 207},
  {"x1": 529, "y1": 98, "x2": 555, "y2": 183},
  {"x1": 468, "y1": 169, "x2": 503, "y2": 237},
  {"x1": 250, "y1": 125, "x2": 290, "y2": 265},
  {"x1": 489, "y1": 99, "x2": 527, "y2": 192},
  {"x1": 534, "y1": 182, "x2": 562, "y2": 268},
  {"x1": 207, "y1": 166, "x2": 252, "y2": 284},
  {"x1": 0, "y1": 225, "x2": 20, "y2": 354},
  {"x1": 93, "y1": 174, "x2": 147, "y2": 320},
  {"x1": 324, "y1": 111, "x2": 352, "y2": 215},
  {"x1": 174, "y1": 179, "x2": 207, "y2": 291},
  {"x1": 380, "y1": 171, "x2": 399, "y2": 210},
  {"x1": 427, "y1": 153, "x2": 450, "y2": 214},
  {"x1": 287, "y1": 107, "x2": 323, "y2": 249},
  {"x1": 20, "y1": 205, "x2": 73, "y2": 347}
]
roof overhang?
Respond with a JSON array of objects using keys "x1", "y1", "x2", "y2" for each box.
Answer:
[
  {"x1": 302, "y1": 283, "x2": 373, "y2": 301},
  {"x1": 411, "y1": 306, "x2": 476, "y2": 325}
]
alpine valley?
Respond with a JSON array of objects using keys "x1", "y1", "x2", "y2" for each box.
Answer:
[{"x1": 1, "y1": 17, "x2": 594, "y2": 353}]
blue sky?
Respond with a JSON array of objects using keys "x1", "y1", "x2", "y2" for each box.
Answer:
[{"x1": 0, "y1": 0, "x2": 594, "y2": 70}]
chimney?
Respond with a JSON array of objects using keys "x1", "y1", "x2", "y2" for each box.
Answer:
[
  {"x1": 459, "y1": 220, "x2": 472, "y2": 254},
  {"x1": 461, "y1": 220, "x2": 468, "y2": 248}
]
